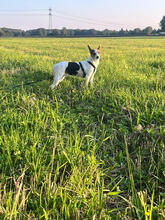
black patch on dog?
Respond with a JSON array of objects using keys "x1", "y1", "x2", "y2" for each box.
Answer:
[{"x1": 65, "y1": 62, "x2": 80, "y2": 76}]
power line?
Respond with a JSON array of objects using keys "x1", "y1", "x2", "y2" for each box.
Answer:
[
  {"x1": 54, "y1": 9, "x2": 124, "y2": 26},
  {"x1": 54, "y1": 13, "x2": 126, "y2": 29},
  {"x1": 0, "y1": 9, "x2": 47, "y2": 12},
  {"x1": 0, "y1": 13, "x2": 47, "y2": 16},
  {"x1": 0, "y1": 8, "x2": 125, "y2": 27},
  {"x1": 0, "y1": 8, "x2": 136, "y2": 29},
  {"x1": 55, "y1": 14, "x2": 113, "y2": 28}
]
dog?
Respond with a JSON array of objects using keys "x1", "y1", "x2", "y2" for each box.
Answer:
[{"x1": 51, "y1": 45, "x2": 101, "y2": 89}]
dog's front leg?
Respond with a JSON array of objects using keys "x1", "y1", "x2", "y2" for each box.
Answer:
[
  {"x1": 90, "y1": 74, "x2": 95, "y2": 87},
  {"x1": 85, "y1": 76, "x2": 90, "y2": 87},
  {"x1": 89, "y1": 70, "x2": 96, "y2": 87}
]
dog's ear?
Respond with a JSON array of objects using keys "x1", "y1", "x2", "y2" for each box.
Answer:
[
  {"x1": 97, "y1": 45, "x2": 101, "y2": 54},
  {"x1": 88, "y1": 45, "x2": 93, "y2": 53}
]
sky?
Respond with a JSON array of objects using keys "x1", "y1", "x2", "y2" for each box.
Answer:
[{"x1": 0, "y1": 0, "x2": 165, "y2": 30}]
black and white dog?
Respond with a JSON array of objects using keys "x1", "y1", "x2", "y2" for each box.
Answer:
[{"x1": 51, "y1": 45, "x2": 101, "y2": 89}]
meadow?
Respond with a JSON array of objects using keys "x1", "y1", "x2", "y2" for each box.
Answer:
[{"x1": 0, "y1": 37, "x2": 165, "y2": 219}]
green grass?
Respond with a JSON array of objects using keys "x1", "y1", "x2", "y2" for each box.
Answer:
[{"x1": 0, "y1": 37, "x2": 165, "y2": 219}]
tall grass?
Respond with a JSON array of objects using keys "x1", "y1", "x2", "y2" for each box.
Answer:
[{"x1": 0, "y1": 37, "x2": 165, "y2": 219}]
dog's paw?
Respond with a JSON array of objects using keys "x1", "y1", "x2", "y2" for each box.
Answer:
[
  {"x1": 50, "y1": 84, "x2": 55, "y2": 90},
  {"x1": 90, "y1": 83, "x2": 94, "y2": 88}
]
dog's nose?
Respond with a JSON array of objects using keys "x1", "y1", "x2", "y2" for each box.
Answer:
[{"x1": 96, "y1": 56, "x2": 99, "y2": 59}]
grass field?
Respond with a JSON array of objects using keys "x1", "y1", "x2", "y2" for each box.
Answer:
[{"x1": 0, "y1": 37, "x2": 165, "y2": 219}]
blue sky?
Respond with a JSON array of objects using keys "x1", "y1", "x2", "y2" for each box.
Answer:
[{"x1": 0, "y1": 0, "x2": 164, "y2": 30}]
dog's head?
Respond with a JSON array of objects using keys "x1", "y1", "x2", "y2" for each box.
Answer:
[{"x1": 88, "y1": 45, "x2": 101, "y2": 61}]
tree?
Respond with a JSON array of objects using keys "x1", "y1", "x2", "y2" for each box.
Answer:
[
  {"x1": 0, "y1": 28, "x2": 4, "y2": 37},
  {"x1": 119, "y1": 28, "x2": 125, "y2": 36},
  {"x1": 52, "y1": 29, "x2": 61, "y2": 37},
  {"x1": 38, "y1": 28, "x2": 47, "y2": 37},
  {"x1": 132, "y1": 28, "x2": 141, "y2": 36},
  {"x1": 143, "y1": 26, "x2": 152, "y2": 35},
  {"x1": 160, "y1": 16, "x2": 165, "y2": 31},
  {"x1": 61, "y1": 27, "x2": 69, "y2": 37}
]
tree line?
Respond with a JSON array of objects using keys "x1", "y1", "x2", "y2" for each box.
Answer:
[
  {"x1": 0, "y1": 26, "x2": 156, "y2": 37},
  {"x1": 0, "y1": 16, "x2": 165, "y2": 38}
]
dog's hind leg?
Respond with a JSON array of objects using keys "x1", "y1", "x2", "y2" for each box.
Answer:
[
  {"x1": 51, "y1": 81, "x2": 57, "y2": 90},
  {"x1": 51, "y1": 75, "x2": 65, "y2": 89},
  {"x1": 51, "y1": 63, "x2": 67, "y2": 89}
]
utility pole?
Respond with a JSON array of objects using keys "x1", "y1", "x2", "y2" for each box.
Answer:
[{"x1": 48, "y1": 8, "x2": 53, "y2": 33}]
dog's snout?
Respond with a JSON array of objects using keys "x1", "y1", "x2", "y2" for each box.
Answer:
[{"x1": 96, "y1": 56, "x2": 99, "y2": 59}]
